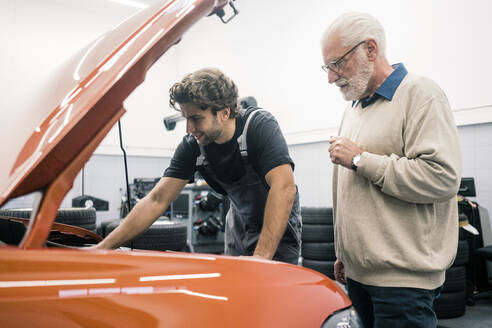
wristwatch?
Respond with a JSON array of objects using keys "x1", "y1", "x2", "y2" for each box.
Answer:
[{"x1": 351, "y1": 153, "x2": 362, "y2": 171}]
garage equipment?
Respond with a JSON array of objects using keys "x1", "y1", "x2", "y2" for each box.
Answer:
[{"x1": 172, "y1": 184, "x2": 227, "y2": 254}]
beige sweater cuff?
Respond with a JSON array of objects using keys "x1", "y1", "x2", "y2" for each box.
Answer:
[{"x1": 357, "y1": 151, "x2": 389, "y2": 184}]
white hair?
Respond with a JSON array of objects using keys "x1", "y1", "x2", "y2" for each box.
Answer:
[{"x1": 321, "y1": 12, "x2": 387, "y2": 59}]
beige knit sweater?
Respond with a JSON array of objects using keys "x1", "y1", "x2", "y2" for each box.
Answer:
[{"x1": 333, "y1": 72, "x2": 462, "y2": 289}]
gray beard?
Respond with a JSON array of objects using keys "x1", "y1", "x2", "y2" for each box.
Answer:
[{"x1": 340, "y1": 53, "x2": 374, "y2": 101}]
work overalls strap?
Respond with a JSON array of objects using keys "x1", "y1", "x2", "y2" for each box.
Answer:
[{"x1": 195, "y1": 108, "x2": 301, "y2": 264}]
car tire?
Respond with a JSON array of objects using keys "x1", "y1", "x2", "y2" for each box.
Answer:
[
  {"x1": 301, "y1": 225, "x2": 334, "y2": 243},
  {"x1": 0, "y1": 207, "x2": 97, "y2": 231},
  {"x1": 302, "y1": 259, "x2": 335, "y2": 280},
  {"x1": 302, "y1": 242, "x2": 336, "y2": 261},
  {"x1": 301, "y1": 207, "x2": 333, "y2": 225},
  {"x1": 442, "y1": 266, "x2": 466, "y2": 293},
  {"x1": 452, "y1": 240, "x2": 469, "y2": 266},
  {"x1": 133, "y1": 221, "x2": 187, "y2": 251},
  {"x1": 433, "y1": 290, "x2": 466, "y2": 319},
  {"x1": 106, "y1": 219, "x2": 187, "y2": 251},
  {"x1": 97, "y1": 219, "x2": 119, "y2": 238}
]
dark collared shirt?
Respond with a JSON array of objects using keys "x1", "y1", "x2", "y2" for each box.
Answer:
[{"x1": 353, "y1": 63, "x2": 408, "y2": 108}]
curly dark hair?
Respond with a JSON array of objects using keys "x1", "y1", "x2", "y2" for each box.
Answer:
[{"x1": 169, "y1": 68, "x2": 240, "y2": 118}]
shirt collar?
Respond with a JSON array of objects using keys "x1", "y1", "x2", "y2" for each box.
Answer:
[{"x1": 352, "y1": 63, "x2": 408, "y2": 108}]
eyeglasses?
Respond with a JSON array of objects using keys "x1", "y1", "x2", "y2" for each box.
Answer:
[{"x1": 321, "y1": 41, "x2": 366, "y2": 74}]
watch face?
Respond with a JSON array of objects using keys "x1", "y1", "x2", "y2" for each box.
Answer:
[
  {"x1": 351, "y1": 154, "x2": 361, "y2": 171},
  {"x1": 353, "y1": 154, "x2": 361, "y2": 166}
]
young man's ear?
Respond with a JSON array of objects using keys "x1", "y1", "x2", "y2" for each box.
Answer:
[{"x1": 220, "y1": 107, "x2": 231, "y2": 120}]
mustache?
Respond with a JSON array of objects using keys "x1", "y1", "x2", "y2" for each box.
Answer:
[{"x1": 335, "y1": 78, "x2": 349, "y2": 87}]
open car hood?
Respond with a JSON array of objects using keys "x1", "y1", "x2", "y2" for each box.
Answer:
[
  {"x1": 0, "y1": 0, "x2": 228, "y2": 206},
  {"x1": 0, "y1": 0, "x2": 231, "y2": 248}
]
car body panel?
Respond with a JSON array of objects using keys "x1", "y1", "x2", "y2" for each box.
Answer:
[{"x1": 0, "y1": 249, "x2": 350, "y2": 327}]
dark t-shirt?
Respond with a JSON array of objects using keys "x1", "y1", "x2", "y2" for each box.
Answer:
[{"x1": 163, "y1": 108, "x2": 294, "y2": 186}]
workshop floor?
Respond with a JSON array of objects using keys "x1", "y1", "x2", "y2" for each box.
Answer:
[{"x1": 438, "y1": 291, "x2": 492, "y2": 328}]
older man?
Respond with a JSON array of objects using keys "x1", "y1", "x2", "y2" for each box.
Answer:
[{"x1": 320, "y1": 12, "x2": 461, "y2": 328}]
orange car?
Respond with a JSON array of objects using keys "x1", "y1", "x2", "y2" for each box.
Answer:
[{"x1": 0, "y1": 1, "x2": 361, "y2": 326}]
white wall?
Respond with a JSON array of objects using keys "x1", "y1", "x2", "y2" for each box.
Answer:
[
  {"x1": 0, "y1": 0, "x2": 137, "y2": 114},
  {"x1": 168, "y1": 0, "x2": 492, "y2": 142},
  {"x1": 2, "y1": 0, "x2": 492, "y2": 155}
]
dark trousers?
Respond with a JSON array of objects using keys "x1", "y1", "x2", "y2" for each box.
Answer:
[
  {"x1": 346, "y1": 278, "x2": 441, "y2": 328},
  {"x1": 272, "y1": 242, "x2": 300, "y2": 265}
]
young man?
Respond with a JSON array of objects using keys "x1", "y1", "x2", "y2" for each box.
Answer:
[
  {"x1": 95, "y1": 68, "x2": 301, "y2": 264},
  {"x1": 320, "y1": 12, "x2": 461, "y2": 328}
]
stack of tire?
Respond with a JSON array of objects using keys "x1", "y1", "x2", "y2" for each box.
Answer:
[
  {"x1": 301, "y1": 207, "x2": 336, "y2": 280},
  {"x1": 433, "y1": 218, "x2": 469, "y2": 319},
  {"x1": 98, "y1": 218, "x2": 187, "y2": 252},
  {"x1": 0, "y1": 207, "x2": 97, "y2": 232}
]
